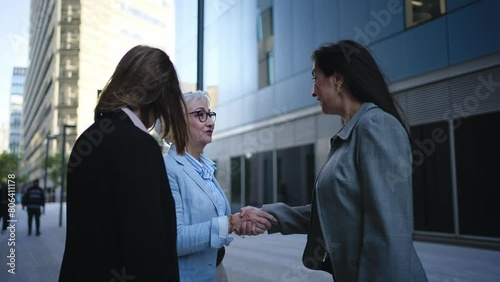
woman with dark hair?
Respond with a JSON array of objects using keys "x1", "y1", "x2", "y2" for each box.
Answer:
[
  {"x1": 59, "y1": 45, "x2": 189, "y2": 282},
  {"x1": 240, "y1": 40, "x2": 427, "y2": 281}
]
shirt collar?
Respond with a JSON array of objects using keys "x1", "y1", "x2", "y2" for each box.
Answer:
[
  {"x1": 121, "y1": 107, "x2": 148, "y2": 133},
  {"x1": 199, "y1": 154, "x2": 217, "y2": 170},
  {"x1": 335, "y1": 102, "x2": 378, "y2": 141},
  {"x1": 184, "y1": 152, "x2": 217, "y2": 180}
]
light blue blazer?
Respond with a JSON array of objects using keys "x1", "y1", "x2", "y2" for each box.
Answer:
[{"x1": 164, "y1": 145, "x2": 232, "y2": 282}]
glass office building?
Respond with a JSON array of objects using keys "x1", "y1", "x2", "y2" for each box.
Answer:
[
  {"x1": 21, "y1": 0, "x2": 175, "y2": 182},
  {"x1": 9, "y1": 67, "x2": 27, "y2": 157},
  {"x1": 175, "y1": 0, "x2": 500, "y2": 247}
]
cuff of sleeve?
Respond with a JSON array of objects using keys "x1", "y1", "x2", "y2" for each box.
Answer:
[
  {"x1": 210, "y1": 217, "x2": 233, "y2": 248},
  {"x1": 261, "y1": 204, "x2": 282, "y2": 234},
  {"x1": 217, "y1": 216, "x2": 229, "y2": 239}
]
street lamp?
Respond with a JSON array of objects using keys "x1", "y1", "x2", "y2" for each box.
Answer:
[
  {"x1": 59, "y1": 124, "x2": 76, "y2": 227},
  {"x1": 44, "y1": 134, "x2": 59, "y2": 196}
]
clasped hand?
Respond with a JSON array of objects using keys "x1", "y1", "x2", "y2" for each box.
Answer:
[{"x1": 231, "y1": 206, "x2": 277, "y2": 236}]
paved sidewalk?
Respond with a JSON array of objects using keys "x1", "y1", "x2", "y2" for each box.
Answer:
[
  {"x1": 0, "y1": 203, "x2": 65, "y2": 282},
  {"x1": 224, "y1": 235, "x2": 500, "y2": 282},
  {"x1": 1, "y1": 203, "x2": 499, "y2": 282}
]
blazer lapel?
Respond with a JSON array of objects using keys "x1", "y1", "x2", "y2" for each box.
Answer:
[
  {"x1": 183, "y1": 165, "x2": 219, "y2": 210},
  {"x1": 168, "y1": 146, "x2": 218, "y2": 210},
  {"x1": 212, "y1": 176, "x2": 231, "y2": 215}
]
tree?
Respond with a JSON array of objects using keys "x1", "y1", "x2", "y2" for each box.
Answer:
[
  {"x1": 0, "y1": 153, "x2": 18, "y2": 182},
  {"x1": 0, "y1": 152, "x2": 28, "y2": 197},
  {"x1": 40, "y1": 152, "x2": 68, "y2": 190}
]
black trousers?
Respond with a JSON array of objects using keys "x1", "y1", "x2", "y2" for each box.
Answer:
[
  {"x1": 27, "y1": 207, "x2": 41, "y2": 234},
  {"x1": 0, "y1": 204, "x2": 8, "y2": 231}
]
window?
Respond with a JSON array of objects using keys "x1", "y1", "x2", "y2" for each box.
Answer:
[
  {"x1": 277, "y1": 145, "x2": 315, "y2": 206},
  {"x1": 230, "y1": 157, "x2": 242, "y2": 212},
  {"x1": 66, "y1": 31, "x2": 72, "y2": 49},
  {"x1": 405, "y1": 0, "x2": 445, "y2": 27},
  {"x1": 230, "y1": 144, "x2": 315, "y2": 210},
  {"x1": 245, "y1": 151, "x2": 274, "y2": 207},
  {"x1": 454, "y1": 112, "x2": 500, "y2": 238},
  {"x1": 65, "y1": 85, "x2": 78, "y2": 106},
  {"x1": 411, "y1": 121, "x2": 454, "y2": 233},
  {"x1": 257, "y1": 0, "x2": 274, "y2": 88},
  {"x1": 67, "y1": 4, "x2": 73, "y2": 22}
]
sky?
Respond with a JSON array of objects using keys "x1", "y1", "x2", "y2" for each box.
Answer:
[{"x1": 0, "y1": 0, "x2": 30, "y2": 129}]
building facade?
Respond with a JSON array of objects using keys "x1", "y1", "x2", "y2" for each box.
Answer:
[
  {"x1": 0, "y1": 124, "x2": 8, "y2": 154},
  {"x1": 21, "y1": 0, "x2": 175, "y2": 184},
  {"x1": 9, "y1": 67, "x2": 27, "y2": 157},
  {"x1": 175, "y1": 0, "x2": 500, "y2": 246}
]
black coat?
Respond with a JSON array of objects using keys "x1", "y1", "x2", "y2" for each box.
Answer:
[
  {"x1": 59, "y1": 110, "x2": 179, "y2": 281},
  {"x1": 21, "y1": 185, "x2": 45, "y2": 208}
]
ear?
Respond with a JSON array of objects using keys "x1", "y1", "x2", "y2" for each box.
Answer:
[{"x1": 333, "y1": 72, "x2": 345, "y2": 88}]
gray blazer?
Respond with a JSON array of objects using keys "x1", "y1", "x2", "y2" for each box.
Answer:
[{"x1": 263, "y1": 102, "x2": 427, "y2": 282}]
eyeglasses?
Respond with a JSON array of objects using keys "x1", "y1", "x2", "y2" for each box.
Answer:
[{"x1": 188, "y1": 109, "x2": 216, "y2": 122}]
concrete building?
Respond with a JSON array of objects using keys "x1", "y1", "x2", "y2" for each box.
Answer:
[
  {"x1": 21, "y1": 0, "x2": 175, "y2": 182},
  {"x1": 9, "y1": 67, "x2": 27, "y2": 157},
  {"x1": 175, "y1": 0, "x2": 500, "y2": 247},
  {"x1": 0, "y1": 124, "x2": 8, "y2": 154}
]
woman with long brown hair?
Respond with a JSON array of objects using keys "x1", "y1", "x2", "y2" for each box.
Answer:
[{"x1": 59, "y1": 45, "x2": 188, "y2": 282}]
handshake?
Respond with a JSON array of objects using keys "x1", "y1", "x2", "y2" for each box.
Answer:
[{"x1": 229, "y1": 206, "x2": 277, "y2": 236}]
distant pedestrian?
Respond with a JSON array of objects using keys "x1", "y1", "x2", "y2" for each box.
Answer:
[
  {"x1": 21, "y1": 179, "x2": 45, "y2": 236},
  {"x1": 0, "y1": 181, "x2": 10, "y2": 234}
]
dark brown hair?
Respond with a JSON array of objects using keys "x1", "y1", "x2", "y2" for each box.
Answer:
[
  {"x1": 95, "y1": 45, "x2": 188, "y2": 154},
  {"x1": 311, "y1": 40, "x2": 410, "y2": 137}
]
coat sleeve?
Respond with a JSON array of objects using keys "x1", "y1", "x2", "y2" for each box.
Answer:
[
  {"x1": 166, "y1": 158, "x2": 231, "y2": 257},
  {"x1": 356, "y1": 112, "x2": 415, "y2": 282},
  {"x1": 261, "y1": 202, "x2": 311, "y2": 234},
  {"x1": 115, "y1": 136, "x2": 179, "y2": 280}
]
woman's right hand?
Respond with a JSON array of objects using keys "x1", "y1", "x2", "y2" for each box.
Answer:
[{"x1": 230, "y1": 208, "x2": 277, "y2": 235}]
